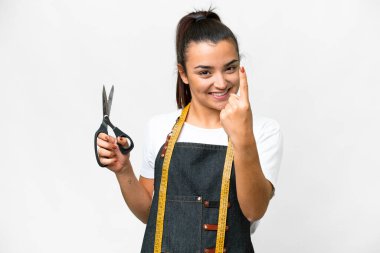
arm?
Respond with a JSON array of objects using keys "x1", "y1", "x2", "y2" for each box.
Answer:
[
  {"x1": 114, "y1": 163, "x2": 154, "y2": 224},
  {"x1": 220, "y1": 66, "x2": 280, "y2": 222},
  {"x1": 232, "y1": 135, "x2": 274, "y2": 222},
  {"x1": 97, "y1": 133, "x2": 153, "y2": 224}
]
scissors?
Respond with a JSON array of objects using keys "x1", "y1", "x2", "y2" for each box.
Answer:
[{"x1": 94, "y1": 85, "x2": 134, "y2": 167}]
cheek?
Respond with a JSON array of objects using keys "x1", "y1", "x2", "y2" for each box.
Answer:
[
  {"x1": 188, "y1": 76, "x2": 212, "y2": 91},
  {"x1": 227, "y1": 73, "x2": 240, "y2": 87}
]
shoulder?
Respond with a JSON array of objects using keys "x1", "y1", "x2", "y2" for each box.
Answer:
[
  {"x1": 253, "y1": 114, "x2": 282, "y2": 140},
  {"x1": 140, "y1": 109, "x2": 183, "y2": 178},
  {"x1": 144, "y1": 109, "x2": 182, "y2": 151},
  {"x1": 146, "y1": 109, "x2": 182, "y2": 135},
  {"x1": 148, "y1": 109, "x2": 182, "y2": 126}
]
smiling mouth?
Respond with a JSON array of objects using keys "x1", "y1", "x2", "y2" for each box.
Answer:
[{"x1": 209, "y1": 88, "x2": 230, "y2": 97}]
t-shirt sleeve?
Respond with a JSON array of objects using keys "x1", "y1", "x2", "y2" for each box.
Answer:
[
  {"x1": 139, "y1": 119, "x2": 155, "y2": 179},
  {"x1": 250, "y1": 119, "x2": 283, "y2": 234},
  {"x1": 256, "y1": 118, "x2": 284, "y2": 192}
]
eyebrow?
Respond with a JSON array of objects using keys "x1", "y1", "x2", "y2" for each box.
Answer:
[{"x1": 194, "y1": 59, "x2": 240, "y2": 69}]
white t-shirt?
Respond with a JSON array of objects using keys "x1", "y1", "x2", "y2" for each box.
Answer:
[{"x1": 140, "y1": 109, "x2": 283, "y2": 234}]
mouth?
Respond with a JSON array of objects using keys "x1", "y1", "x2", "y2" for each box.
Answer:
[{"x1": 209, "y1": 88, "x2": 231, "y2": 100}]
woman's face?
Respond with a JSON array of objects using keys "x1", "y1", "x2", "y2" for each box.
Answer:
[{"x1": 179, "y1": 39, "x2": 240, "y2": 112}]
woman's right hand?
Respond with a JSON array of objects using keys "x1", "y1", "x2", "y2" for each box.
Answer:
[{"x1": 96, "y1": 133, "x2": 131, "y2": 174}]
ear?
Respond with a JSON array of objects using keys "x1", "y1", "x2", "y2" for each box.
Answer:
[{"x1": 177, "y1": 64, "x2": 189, "y2": 84}]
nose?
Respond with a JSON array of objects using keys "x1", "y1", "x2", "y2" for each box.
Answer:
[{"x1": 213, "y1": 72, "x2": 228, "y2": 90}]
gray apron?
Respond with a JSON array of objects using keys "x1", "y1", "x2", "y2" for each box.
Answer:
[{"x1": 141, "y1": 142, "x2": 255, "y2": 253}]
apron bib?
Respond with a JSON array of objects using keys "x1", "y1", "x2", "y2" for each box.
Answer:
[{"x1": 141, "y1": 142, "x2": 254, "y2": 252}]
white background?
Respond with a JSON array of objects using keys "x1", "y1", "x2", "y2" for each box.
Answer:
[{"x1": 1, "y1": 0, "x2": 379, "y2": 252}]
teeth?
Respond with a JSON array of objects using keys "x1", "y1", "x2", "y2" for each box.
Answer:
[{"x1": 212, "y1": 90, "x2": 228, "y2": 97}]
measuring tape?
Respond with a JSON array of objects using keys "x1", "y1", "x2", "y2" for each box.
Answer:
[
  {"x1": 153, "y1": 102, "x2": 233, "y2": 253},
  {"x1": 215, "y1": 138, "x2": 233, "y2": 253}
]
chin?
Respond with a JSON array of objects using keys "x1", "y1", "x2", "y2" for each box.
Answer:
[{"x1": 211, "y1": 101, "x2": 228, "y2": 112}]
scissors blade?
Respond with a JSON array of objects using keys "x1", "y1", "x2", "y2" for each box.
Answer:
[
  {"x1": 107, "y1": 85, "x2": 114, "y2": 116},
  {"x1": 102, "y1": 85, "x2": 108, "y2": 116}
]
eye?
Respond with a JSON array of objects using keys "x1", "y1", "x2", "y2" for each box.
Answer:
[
  {"x1": 226, "y1": 66, "x2": 237, "y2": 73},
  {"x1": 199, "y1": 70, "x2": 211, "y2": 76}
]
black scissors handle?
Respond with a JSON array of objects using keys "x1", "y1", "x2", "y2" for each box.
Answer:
[
  {"x1": 112, "y1": 126, "x2": 135, "y2": 154},
  {"x1": 94, "y1": 122, "x2": 108, "y2": 167},
  {"x1": 94, "y1": 121, "x2": 134, "y2": 167}
]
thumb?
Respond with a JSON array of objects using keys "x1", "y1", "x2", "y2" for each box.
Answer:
[{"x1": 117, "y1": 136, "x2": 129, "y2": 148}]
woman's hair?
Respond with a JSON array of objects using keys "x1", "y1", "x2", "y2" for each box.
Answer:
[{"x1": 175, "y1": 8, "x2": 240, "y2": 109}]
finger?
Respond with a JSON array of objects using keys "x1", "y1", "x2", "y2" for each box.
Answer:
[
  {"x1": 223, "y1": 103, "x2": 233, "y2": 115},
  {"x1": 98, "y1": 133, "x2": 109, "y2": 141},
  {"x1": 117, "y1": 136, "x2": 129, "y2": 148},
  {"x1": 228, "y1": 93, "x2": 239, "y2": 108},
  {"x1": 239, "y1": 66, "x2": 249, "y2": 103},
  {"x1": 98, "y1": 133, "x2": 116, "y2": 143},
  {"x1": 99, "y1": 157, "x2": 117, "y2": 166},
  {"x1": 98, "y1": 147, "x2": 116, "y2": 158},
  {"x1": 220, "y1": 108, "x2": 226, "y2": 121},
  {"x1": 97, "y1": 137, "x2": 117, "y2": 150}
]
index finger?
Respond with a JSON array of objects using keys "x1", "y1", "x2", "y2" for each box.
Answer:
[
  {"x1": 239, "y1": 66, "x2": 249, "y2": 103},
  {"x1": 98, "y1": 133, "x2": 115, "y2": 143}
]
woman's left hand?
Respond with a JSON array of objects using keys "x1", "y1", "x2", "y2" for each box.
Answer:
[{"x1": 220, "y1": 66, "x2": 254, "y2": 146}]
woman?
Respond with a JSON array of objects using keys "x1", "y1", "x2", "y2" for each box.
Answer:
[{"x1": 96, "y1": 9, "x2": 283, "y2": 252}]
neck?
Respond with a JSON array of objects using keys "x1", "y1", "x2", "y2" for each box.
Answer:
[{"x1": 185, "y1": 102, "x2": 222, "y2": 129}]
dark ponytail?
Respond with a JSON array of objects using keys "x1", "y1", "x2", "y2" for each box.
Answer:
[{"x1": 175, "y1": 8, "x2": 240, "y2": 109}]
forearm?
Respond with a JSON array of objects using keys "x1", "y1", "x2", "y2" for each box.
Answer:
[
  {"x1": 115, "y1": 160, "x2": 152, "y2": 224},
  {"x1": 232, "y1": 135, "x2": 273, "y2": 222}
]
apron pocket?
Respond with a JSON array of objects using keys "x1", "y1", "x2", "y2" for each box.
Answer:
[{"x1": 161, "y1": 195, "x2": 203, "y2": 253}]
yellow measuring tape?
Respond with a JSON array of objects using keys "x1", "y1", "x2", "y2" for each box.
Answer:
[
  {"x1": 154, "y1": 102, "x2": 234, "y2": 253},
  {"x1": 215, "y1": 138, "x2": 233, "y2": 252}
]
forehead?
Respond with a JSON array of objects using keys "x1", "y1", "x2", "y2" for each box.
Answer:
[{"x1": 185, "y1": 40, "x2": 239, "y2": 67}]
